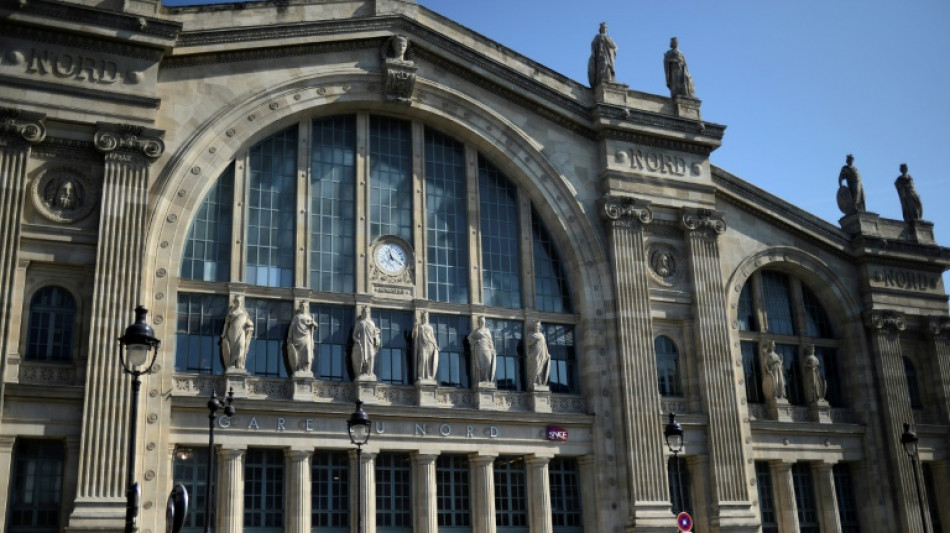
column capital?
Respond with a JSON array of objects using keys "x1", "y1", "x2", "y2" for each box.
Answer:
[
  {"x1": 94, "y1": 122, "x2": 165, "y2": 163},
  {"x1": 218, "y1": 446, "x2": 246, "y2": 459},
  {"x1": 680, "y1": 207, "x2": 726, "y2": 237},
  {"x1": 468, "y1": 453, "x2": 498, "y2": 466},
  {"x1": 285, "y1": 448, "x2": 312, "y2": 460},
  {"x1": 411, "y1": 451, "x2": 439, "y2": 464},
  {"x1": 927, "y1": 316, "x2": 950, "y2": 339},
  {"x1": 864, "y1": 309, "x2": 907, "y2": 334},
  {"x1": 525, "y1": 455, "x2": 552, "y2": 467},
  {"x1": 601, "y1": 194, "x2": 653, "y2": 228},
  {"x1": 0, "y1": 107, "x2": 46, "y2": 145},
  {"x1": 0, "y1": 436, "x2": 15, "y2": 449}
]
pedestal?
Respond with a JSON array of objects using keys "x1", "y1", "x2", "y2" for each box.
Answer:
[
  {"x1": 673, "y1": 95, "x2": 702, "y2": 121},
  {"x1": 838, "y1": 211, "x2": 881, "y2": 236},
  {"x1": 356, "y1": 376, "x2": 379, "y2": 404},
  {"x1": 530, "y1": 386, "x2": 551, "y2": 413},
  {"x1": 810, "y1": 399, "x2": 832, "y2": 424},
  {"x1": 225, "y1": 368, "x2": 248, "y2": 398},
  {"x1": 292, "y1": 374, "x2": 313, "y2": 401},
  {"x1": 767, "y1": 398, "x2": 793, "y2": 422},
  {"x1": 475, "y1": 382, "x2": 498, "y2": 411},
  {"x1": 416, "y1": 381, "x2": 438, "y2": 407}
]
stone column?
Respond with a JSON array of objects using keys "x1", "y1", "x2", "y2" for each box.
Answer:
[
  {"x1": 217, "y1": 447, "x2": 245, "y2": 533},
  {"x1": 0, "y1": 109, "x2": 45, "y2": 400},
  {"x1": 865, "y1": 310, "x2": 926, "y2": 533},
  {"x1": 769, "y1": 461, "x2": 799, "y2": 533},
  {"x1": 412, "y1": 452, "x2": 438, "y2": 533},
  {"x1": 526, "y1": 456, "x2": 553, "y2": 533},
  {"x1": 353, "y1": 450, "x2": 376, "y2": 533},
  {"x1": 927, "y1": 317, "x2": 950, "y2": 425},
  {"x1": 0, "y1": 436, "x2": 15, "y2": 524},
  {"x1": 680, "y1": 208, "x2": 755, "y2": 531},
  {"x1": 286, "y1": 448, "x2": 313, "y2": 533},
  {"x1": 470, "y1": 453, "x2": 497, "y2": 533},
  {"x1": 813, "y1": 462, "x2": 841, "y2": 533},
  {"x1": 600, "y1": 196, "x2": 671, "y2": 529},
  {"x1": 576, "y1": 455, "x2": 601, "y2": 533},
  {"x1": 685, "y1": 455, "x2": 711, "y2": 530},
  {"x1": 68, "y1": 123, "x2": 164, "y2": 531},
  {"x1": 928, "y1": 460, "x2": 950, "y2": 533}
]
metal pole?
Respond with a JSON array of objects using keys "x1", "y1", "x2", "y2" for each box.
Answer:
[
  {"x1": 674, "y1": 451, "x2": 684, "y2": 515},
  {"x1": 909, "y1": 454, "x2": 930, "y2": 533},
  {"x1": 356, "y1": 445, "x2": 362, "y2": 533},
  {"x1": 125, "y1": 371, "x2": 142, "y2": 533},
  {"x1": 204, "y1": 392, "x2": 217, "y2": 533}
]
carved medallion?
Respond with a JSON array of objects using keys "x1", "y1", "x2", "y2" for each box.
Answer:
[
  {"x1": 31, "y1": 166, "x2": 97, "y2": 223},
  {"x1": 647, "y1": 243, "x2": 683, "y2": 287}
]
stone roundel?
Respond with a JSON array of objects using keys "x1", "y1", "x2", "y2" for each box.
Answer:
[
  {"x1": 646, "y1": 242, "x2": 683, "y2": 287},
  {"x1": 31, "y1": 166, "x2": 98, "y2": 224}
]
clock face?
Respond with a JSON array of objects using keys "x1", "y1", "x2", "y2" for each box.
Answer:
[{"x1": 375, "y1": 242, "x2": 408, "y2": 274}]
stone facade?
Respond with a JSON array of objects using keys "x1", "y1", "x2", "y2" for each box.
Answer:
[{"x1": 0, "y1": 1, "x2": 949, "y2": 533}]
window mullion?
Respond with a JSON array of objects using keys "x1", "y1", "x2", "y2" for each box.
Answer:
[
  {"x1": 750, "y1": 272, "x2": 768, "y2": 335},
  {"x1": 232, "y1": 151, "x2": 249, "y2": 284},
  {"x1": 519, "y1": 192, "x2": 535, "y2": 310},
  {"x1": 465, "y1": 144, "x2": 482, "y2": 306},
  {"x1": 790, "y1": 277, "x2": 808, "y2": 344},
  {"x1": 296, "y1": 120, "x2": 311, "y2": 288},
  {"x1": 412, "y1": 121, "x2": 426, "y2": 299},
  {"x1": 355, "y1": 113, "x2": 370, "y2": 295}
]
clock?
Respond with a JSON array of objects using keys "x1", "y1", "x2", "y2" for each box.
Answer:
[{"x1": 375, "y1": 241, "x2": 408, "y2": 274}]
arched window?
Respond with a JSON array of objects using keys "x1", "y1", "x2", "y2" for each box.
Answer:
[
  {"x1": 904, "y1": 357, "x2": 923, "y2": 410},
  {"x1": 176, "y1": 114, "x2": 578, "y2": 393},
  {"x1": 736, "y1": 270, "x2": 844, "y2": 407},
  {"x1": 26, "y1": 286, "x2": 76, "y2": 362},
  {"x1": 655, "y1": 336, "x2": 682, "y2": 396}
]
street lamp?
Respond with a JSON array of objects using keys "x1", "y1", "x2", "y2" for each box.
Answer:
[
  {"x1": 900, "y1": 422, "x2": 930, "y2": 533},
  {"x1": 204, "y1": 388, "x2": 235, "y2": 533},
  {"x1": 347, "y1": 400, "x2": 370, "y2": 533},
  {"x1": 118, "y1": 305, "x2": 161, "y2": 533},
  {"x1": 664, "y1": 412, "x2": 685, "y2": 514}
]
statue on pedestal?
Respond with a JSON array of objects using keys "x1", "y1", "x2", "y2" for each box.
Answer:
[
  {"x1": 526, "y1": 321, "x2": 551, "y2": 391},
  {"x1": 468, "y1": 316, "x2": 496, "y2": 386},
  {"x1": 664, "y1": 37, "x2": 695, "y2": 98},
  {"x1": 761, "y1": 340, "x2": 786, "y2": 400},
  {"x1": 803, "y1": 345, "x2": 827, "y2": 404},
  {"x1": 286, "y1": 301, "x2": 317, "y2": 376},
  {"x1": 587, "y1": 22, "x2": 617, "y2": 88},
  {"x1": 351, "y1": 306, "x2": 381, "y2": 380},
  {"x1": 414, "y1": 311, "x2": 439, "y2": 384},
  {"x1": 895, "y1": 163, "x2": 923, "y2": 223},
  {"x1": 221, "y1": 296, "x2": 253, "y2": 371},
  {"x1": 837, "y1": 154, "x2": 866, "y2": 215}
]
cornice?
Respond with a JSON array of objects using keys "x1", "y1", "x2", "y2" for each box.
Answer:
[
  {"x1": 175, "y1": 17, "x2": 393, "y2": 48},
  {"x1": 1, "y1": 21, "x2": 165, "y2": 61},
  {"x1": 596, "y1": 105, "x2": 724, "y2": 146},
  {"x1": 31, "y1": 136, "x2": 99, "y2": 163},
  {"x1": 851, "y1": 235, "x2": 950, "y2": 264},
  {"x1": 162, "y1": 38, "x2": 377, "y2": 69},
  {"x1": 0, "y1": 0, "x2": 180, "y2": 42}
]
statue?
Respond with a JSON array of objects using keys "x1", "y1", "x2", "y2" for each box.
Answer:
[
  {"x1": 803, "y1": 345, "x2": 827, "y2": 404},
  {"x1": 761, "y1": 340, "x2": 786, "y2": 400},
  {"x1": 381, "y1": 34, "x2": 412, "y2": 63},
  {"x1": 837, "y1": 154, "x2": 866, "y2": 215},
  {"x1": 587, "y1": 22, "x2": 617, "y2": 88},
  {"x1": 413, "y1": 311, "x2": 439, "y2": 384},
  {"x1": 664, "y1": 37, "x2": 695, "y2": 98},
  {"x1": 468, "y1": 316, "x2": 496, "y2": 386},
  {"x1": 895, "y1": 163, "x2": 923, "y2": 223},
  {"x1": 221, "y1": 296, "x2": 253, "y2": 371},
  {"x1": 56, "y1": 179, "x2": 76, "y2": 209},
  {"x1": 286, "y1": 301, "x2": 317, "y2": 376},
  {"x1": 351, "y1": 306, "x2": 381, "y2": 380},
  {"x1": 525, "y1": 321, "x2": 551, "y2": 391}
]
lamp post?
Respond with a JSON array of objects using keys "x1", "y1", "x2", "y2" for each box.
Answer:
[
  {"x1": 664, "y1": 412, "x2": 685, "y2": 514},
  {"x1": 900, "y1": 422, "x2": 930, "y2": 533},
  {"x1": 347, "y1": 400, "x2": 370, "y2": 533},
  {"x1": 204, "y1": 388, "x2": 235, "y2": 533},
  {"x1": 118, "y1": 305, "x2": 161, "y2": 533}
]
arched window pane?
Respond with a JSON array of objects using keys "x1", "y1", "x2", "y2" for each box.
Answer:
[
  {"x1": 762, "y1": 271, "x2": 796, "y2": 335},
  {"x1": 26, "y1": 286, "x2": 76, "y2": 362},
  {"x1": 369, "y1": 116, "x2": 412, "y2": 243},
  {"x1": 479, "y1": 156, "x2": 521, "y2": 309},
  {"x1": 425, "y1": 128, "x2": 469, "y2": 303},
  {"x1": 310, "y1": 115, "x2": 356, "y2": 293},
  {"x1": 737, "y1": 280, "x2": 757, "y2": 332},
  {"x1": 904, "y1": 357, "x2": 923, "y2": 409},
  {"x1": 545, "y1": 323, "x2": 577, "y2": 394},
  {"x1": 181, "y1": 163, "x2": 233, "y2": 282},
  {"x1": 533, "y1": 207, "x2": 572, "y2": 314},
  {"x1": 655, "y1": 336, "x2": 681, "y2": 396},
  {"x1": 802, "y1": 286, "x2": 834, "y2": 338},
  {"x1": 247, "y1": 127, "x2": 297, "y2": 287}
]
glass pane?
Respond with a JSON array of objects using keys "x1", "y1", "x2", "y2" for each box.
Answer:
[
  {"x1": 791, "y1": 464, "x2": 819, "y2": 533},
  {"x1": 181, "y1": 163, "x2": 234, "y2": 282},
  {"x1": 550, "y1": 457, "x2": 582, "y2": 531},
  {"x1": 26, "y1": 287, "x2": 76, "y2": 362},
  {"x1": 737, "y1": 280, "x2": 757, "y2": 332},
  {"x1": 814, "y1": 346, "x2": 844, "y2": 407},
  {"x1": 761, "y1": 271, "x2": 796, "y2": 335},
  {"x1": 802, "y1": 286, "x2": 834, "y2": 338},
  {"x1": 545, "y1": 323, "x2": 577, "y2": 394},
  {"x1": 425, "y1": 128, "x2": 469, "y2": 304},
  {"x1": 755, "y1": 462, "x2": 779, "y2": 533},
  {"x1": 479, "y1": 156, "x2": 522, "y2": 309},
  {"x1": 369, "y1": 117, "x2": 413, "y2": 243},
  {"x1": 741, "y1": 342, "x2": 764, "y2": 404},
  {"x1": 654, "y1": 336, "x2": 681, "y2": 397},
  {"x1": 247, "y1": 127, "x2": 297, "y2": 288},
  {"x1": 494, "y1": 456, "x2": 528, "y2": 531},
  {"x1": 488, "y1": 319, "x2": 523, "y2": 391},
  {"x1": 375, "y1": 309, "x2": 413, "y2": 385},
  {"x1": 532, "y1": 207, "x2": 572, "y2": 313},
  {"x1": 312, "y1": 451, "x2": 349, "y2": 530},
  {"x1": 310, "y1": 116, "x2": 356, "y2": 293},
  {"x1": 375, "y1": 453, "x2": 412, "y2": 530},
  {"x1": 436, "y1": 455, "x2": 471, "y2": 529},
  {"x1": 246, "y1": 299, "x2": 294, "y2": 378},
  {"x1": 666, "y1": 456, "x2": 692, "y2": 517},
  {"x1": 777, "y1": 343, "x2": 803, "y2": 405},
  {"x1": 313, "y1": 304, "x2": 355, "y2": 382},
  {"x1": 431, "y1": 314, "x2": 471, "y2": 388},
  {"x1": 173, "y1": 447, "x2": 210, "y2": 530},
  {"x1": 175, "y1": 293, "x2": 228, "y2": 374},
  {"x1": 244, "y1": 449, "x2": 284, "y2": 528},
  {"x1": 10, "y1": 439, "x2": 65, "y2": 531},
  {"x1": 833, "y1": 463, "x2": 861, "y2": 533}
]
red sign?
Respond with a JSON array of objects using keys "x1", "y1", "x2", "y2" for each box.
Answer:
[
  {"x1": 677, "y1": 512, "x2": 693, "y2": 532},
  {"x1": 546, "y1": 426, "x2": 568, "y2": 441}
]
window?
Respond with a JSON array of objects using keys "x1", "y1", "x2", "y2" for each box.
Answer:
[
  {"x1": 754, "y1": 462, "x2": 778, "y2": 533},
  {"x1": 436, "y1": 455, "x2": 471, "y2": 530},
  {"x1": 312, "y1": 451, "x2": 349, "y2": 532},
  {"x1": 7, "y1": 439, "x2": 64, "y2": 533},
  {"x1": 549, "y1": 457, "x2": 582, "y2": 532},
  {"x1": 312, "y1": 304, "x2": 355, "y2": 381},
  {"x1": 490, "y1": 319, "x2": 523, "y2": 391},
  {"x1": 655, "y1": 336, "x2": 682, "y2": 396},
  {"x1": 172, "y1": 447, "x2": 210, "y2": 531},
  {"x1": 375, "y1": 309, "x2": 413, "y2": 385},
  {"x1": 791, "y1": 463, "x2": 819, "y2": 533},
  {"x1": 833, "y1": 463, "x2": 860, "y2": 533},
  {"x1": 532, "y1": 207, "x2": 572, "y2": 314},
  {"x1": 246, "y1": 299, "x2": 293, "y2": 378},
  {"x1": 546, "y1": 323, "x2": 577, "y2": 394},
  {"x1": 175, "y1": 293, "x2": 227, "y2": 374},
  {"x1": 425, "y1": 128, "x2": 469, "y2": 304},
  {"x1": 479, "y1": 156, "x2": 522, "y2": 309},
  {"x1": 736, "y1": 271, "x2": 844, "y2": 407},
  {"x1": 310, "y1": 116, "x2": 356, "y2": 293},
  {"x1": 181, "y1": 164, "x2": 233, "y2": 282},
  {"x1": 494, "y1": 456, "x2": 528, "y2": 532},
  {"x1": 667, "y1": 456, "x2": 692, "y2": 519},
  {"x1": 376, "y1": 453, "x2": 412, "y2": 532},
  {"x1": 244, "y1": 449, "x2": 284, "y2": 531},
  {"x1": 369, "y1": 117, "x2": 413, "y2": 243},
  {"x1": 904, "y1": 357, "x2": 923, "y2": 410},
  {"x1": 246, "y1": 126, "x2": 296, "y2": 288},
  {"x1": 26, "y1": 286, "x2": 76, "y2": 362},
  {"x1": 433, "y1": 314, "x2": 471, "y2": 388}
]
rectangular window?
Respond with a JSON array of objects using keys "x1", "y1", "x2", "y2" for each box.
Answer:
[
  {"x1": 532, "y1": 207, "x2": 572, "y2": 314},
  {"x1": 802, "y1": 287, "x2": 834, "y2": 338},
  {"x1": 173, "y1": 447, "x2": 210, "y2": 531},
  {"x1": 737, "y1": 282, "x2": 757, "y2": 331},
  {"x1": 478, "y1": 156, "x2": 522, "y2": 309},
  {"x1": 833, "y1": 463, "x2": 860, "y2": 533},
  {"x1": 814, "y1": 346, "x2": 843, "y2": 407},
  {"x1": 312, "y1": 451, "x2": 349, "y2": 532},
  {"x1": 369, "y1": 116, "x2": 413, "y2": 243},
  {"x1": 310, "y1": 115, "x2": 356, "y2": 293},
  {"x1": 494, "y1": 456, "x2": 528, "y2": 532},
  {"x1": 244, "y1": 449, "x2": 284, "y2": 531},
  {"x1": 489, "y1": 319, "x2": 523, "y2": 391},
  {"x1": 761, "y1": 271, "x2": 796, "y2": 335},
  {"x1": 431, "y1": 314, "x2": 471, "y2": 388},
  {"x1": 667, "y1": 456, "x2": 693, "y2": 519},
  {"x1": 436, "y1": 455, "x2": 471, "y2": 530},
  {"x1": 312, "y1": 304, "x2": 355, "y2": 382},
  {"x1": 425, "y1": 128, "x2": 469, "y2": 304},
  {"x1": 655, "y1": 336, "x2": 682, "y2": 397},
  {"x1": 376, "y1": 453, "x2": 412, "y2": 532},
  {"x1": 181, "y1": 163, "x2": 233, "y2": 282},
  {"x1": 549, "y1": 457, "x2": 582, "y2": 532},
  {"x1": 8, "y1": 439, "x2": 64, "y2": 533},
  {"x1": 246, "y1": 299, "x2": 293, "y2": 378},
  {"x1": 544, "y1": 323, "x2": 577, "y2": 394},
  {"x1": 791, "y1": 463, "x2": 819, "y2": 533},
  {"x1": 777, "y1": 343, "x2": 803, "y2": 405},
  {"x1": 375, "y1": 309, "x2": 413, "y2": 385},
  {"x1": 247, "y1": 126, "x2": 297, "y2": 288},
  {"x1": 741, "y1": 342, "x2": 764, "y2": 404},
  {"x1": 176, "y1": 293, "x2": 228, "y2": 374},
  {"x1": 755, "y1": 462, "x2": 778, "y2": 533}
]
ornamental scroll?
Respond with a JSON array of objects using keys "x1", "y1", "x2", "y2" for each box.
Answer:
[
  {"x1": 94, "y1": 122, "x2": 164, "y2": 163},
  {"x1": 601, "y1": 194, "x2": 653, "y2": 228}
]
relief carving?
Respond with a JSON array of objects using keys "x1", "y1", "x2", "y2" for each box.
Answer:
[
  {"x1": 31, "y1": 166, "x2": 98, "y2": 223},
  {"x1": 0, "y1": 107, "x2": 46, "y2": 145},
  {"x1": 864, "y1": 310, "x2": 906, "y2": 334},
  {"x1": 681, "y1": 208, "x2": 726, "y2": 236},
  {"x1": 601, "y1": 194, "x2": 653, "y2": 228},
  {"x1": 94, "y1": 123, "x2": 164, "y2": 162},
  {"x1": 647, "y1": 243, "x2": 683, "y2": 287},
  {"x1": 381, "y1": 35, "x2": 416, "y2": 104}
]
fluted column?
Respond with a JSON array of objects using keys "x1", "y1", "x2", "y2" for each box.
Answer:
[
  {"x1": 769, "y1": 461, "x2": 799, "y2": 533},
  {"x1": 526, "y1": 456, "x2": 553, "y2": 533},
  {"x1": 927, "y1": 317, "x2": 950, "y2": 425},
  {"x1": 865, "y1": 310, "x2": 925, "y2": 533},
  {"x1": 0, "y1": 109, "x2": 45, "y2": 402},
  {"x1": 412, "y1": 452, "x2": 438, "y2": 533},
  {"x1": 600, "y1": 196, "x2": 671, "y2": 529},
  {"x1": 68, "y1": 123, "x2": 163, "y2": 530},
  {"x1": 470, "y1": 453, "x2": 497, "y2": 533},
  {"x1": 353, "y1": 450, "x2": 376, "y2": 533},
  {"x1": 685, "y1": 455, "x2": 711, "y2": 530},
  {"x1": 680, "y1": 208, "x2": 754, "y2": 531},
  {"x1": 217, "y1": 447, "x2": 245, "y2": 533},
  {"x1": 813, "y1": 462, "x2": 841, "y2": 533},
  {"x1": 286, "y1": 448, "x2": 313, "y2": 533},
  {"x1": 576, "y1": 455, "x2": 600, "y2": 533}
]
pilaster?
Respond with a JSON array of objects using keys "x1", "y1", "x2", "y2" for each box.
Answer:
[
  {"x1": 412, "y1": 452, "x2": 438, "y2": 533},
  {"x1": 685, "y1": 455, "x2": 711, "y2": 530},
  {"x1": 576, "y1": 455, "x2": 601, "y2": 533},
  {"x1": 0, "y1": 436, "x2": 15, "y2": 526},
  {"x1": 470, "y1": 453, "x2": 497, "y2": 533},
  {"x1": 217, "y1": 447, "x2": 245, "y2": 533},
  {"x1": 927, "y1": 317, "x2": 950, "y2": 425},
  {"x1": 526, "y1": 456, "x2": 553, "y2": 533},
  {"x1": 286, "y1": 448, "x2": 313, "y2": 533},
  {"x1": 813, "y1": 462, "x2": 841, "y2": 533},
  {"x1": 600, "y1": 195, "x2": 671, "y2": 531},
  {"x1": 768, "y1": 461, "x2": 799, "y2": 533},
  {"x1": 680, "y1": 208, "x2": 756, "y2": 532}
]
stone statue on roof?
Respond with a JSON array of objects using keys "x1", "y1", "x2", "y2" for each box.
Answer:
[
  {"x1": 837, "y1": 154, "x2": 866, "y2": 215},
  {"x1": 895, "y1": 163, "x2": 923, "y2": 222},
  {"x1": 664, "y1": 37, "x2": 695, "y2": 98},
  {"x1": 588, "y1": 22, "x2": 617, "y2": 88}
]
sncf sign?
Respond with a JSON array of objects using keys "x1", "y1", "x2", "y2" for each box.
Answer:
[{"x1": 546, "y1": 426, "x2": 568, "y2": 441}]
